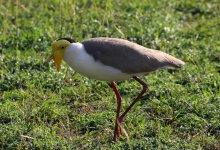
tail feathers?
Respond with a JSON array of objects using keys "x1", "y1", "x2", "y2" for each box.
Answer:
[
  {"x1": 158, "y1": 52, "x2": 185, "y2": 68},
  {"x1": 170, "y1": 58, "x2": 185, "y2": 68}
]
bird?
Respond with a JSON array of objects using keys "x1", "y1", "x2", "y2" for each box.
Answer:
[{"x1": 49, "y1": 37, "x2": 185, "y2": 142}]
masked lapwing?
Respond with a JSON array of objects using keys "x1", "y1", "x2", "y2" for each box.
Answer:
[{"x1": 49, "y1": 37, "x2": 185, "y2": 141}]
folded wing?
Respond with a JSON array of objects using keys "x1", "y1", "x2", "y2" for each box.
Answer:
[{"x1": 82, "y1": 38, "x2": 185, "y2": 74}]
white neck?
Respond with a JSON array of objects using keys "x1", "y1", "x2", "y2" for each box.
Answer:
[{"x1": 63, "y1": 42, "x2": 84, "y2": 68}]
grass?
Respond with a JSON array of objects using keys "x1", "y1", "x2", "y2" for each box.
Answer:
[{"x1": 0, "y1": 0, "x2": 220, "y2": 149}]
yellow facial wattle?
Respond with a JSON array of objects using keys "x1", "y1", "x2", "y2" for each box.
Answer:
[{"x1": 51, "y1": 40, "x2": 71, "y2": 71}]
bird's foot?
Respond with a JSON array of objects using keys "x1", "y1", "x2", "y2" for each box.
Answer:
[
  {"x1": 118, "y1": 117, "x2": 124, "y2": 134},
  {"x1": 113, "y1": 129, "x2": 120, "y2": 142},
  {"x1": 113, "y1": 118, "x2": 123, "y2": 142},
  {"x1": 118, "y1": 119, "x2": 123, "y2": 135},
  {"x1": 113, "y1": 117, "x2": 127, "y2": 142}
]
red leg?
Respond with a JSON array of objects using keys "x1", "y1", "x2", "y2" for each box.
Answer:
[
  {"x1": 110, "y1": 77, "x2": 148, "y2": 141},
  {"x1": 119, "y1": 76, "x2": 148, "y2": 124},
  {"x1": 110, "y1": 81, "x2": 122, "y2": 142}
]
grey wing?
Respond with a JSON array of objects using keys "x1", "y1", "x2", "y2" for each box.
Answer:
[{"x1": 82, "y1": 38, "x2": 184, "y2": 74}]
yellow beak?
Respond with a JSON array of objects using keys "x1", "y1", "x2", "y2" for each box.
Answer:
[
  {"x1": 46, "y1": 52, "x2": 64, "y2": 72},
  {"x1": 53, "y1": 53, "x2": 63, "y2": 72}
]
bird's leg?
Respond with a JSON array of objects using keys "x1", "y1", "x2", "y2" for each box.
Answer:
[
  {"x1": 119, "y1": 76, "x2": 148, "y2": 124},
  {"x1": 110, "y1": 81, "x2": 122, "y2": 141}
]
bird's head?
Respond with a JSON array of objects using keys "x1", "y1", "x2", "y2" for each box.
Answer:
[{"x1": 49, "y1": 38, "x2": 75, "y2": 71}]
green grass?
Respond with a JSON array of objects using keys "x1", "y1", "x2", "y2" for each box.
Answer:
[{"x1": 0, "y1": 0, "x2": 220, "y2": 149}]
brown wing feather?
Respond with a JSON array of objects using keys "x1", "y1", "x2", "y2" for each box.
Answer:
[{"x1": 82, "y1": 38, "x2": 185, "y2": 74}]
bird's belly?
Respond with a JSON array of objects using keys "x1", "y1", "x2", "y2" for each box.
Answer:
[{"x1": 70, "y1": 62, "x2": 132, "y2": 81}]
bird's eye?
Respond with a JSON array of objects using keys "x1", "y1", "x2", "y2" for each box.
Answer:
[{"x1": 61, "y1": 46, "x2": 65, "y2": 49}]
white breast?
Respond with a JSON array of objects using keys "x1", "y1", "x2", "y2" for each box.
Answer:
[{"x1": 63, "y1": 43, "x2": 134, "y2": 81}]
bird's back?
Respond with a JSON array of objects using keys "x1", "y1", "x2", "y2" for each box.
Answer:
[{"x1": 82, "y1": 38, "x2": 185, "y2": 74}]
